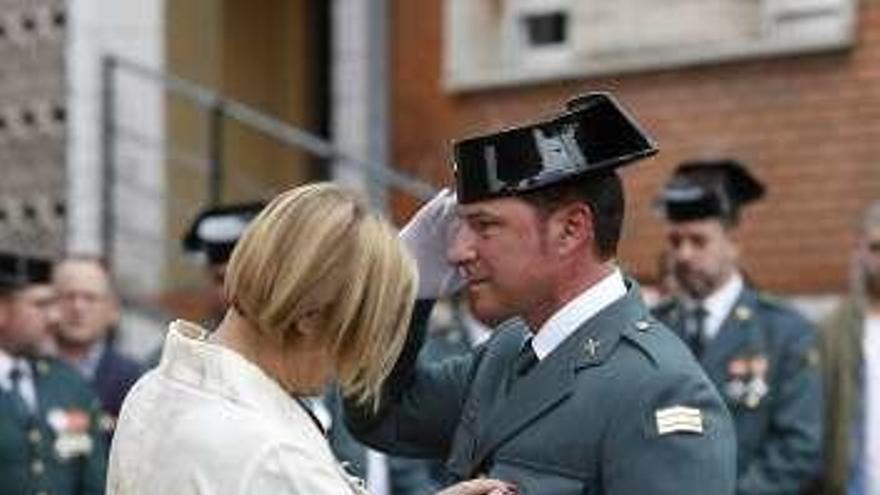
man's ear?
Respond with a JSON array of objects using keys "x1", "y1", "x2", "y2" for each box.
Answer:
[{"x1": 553, "y1": 203, "x2": 593, "y2": 255}]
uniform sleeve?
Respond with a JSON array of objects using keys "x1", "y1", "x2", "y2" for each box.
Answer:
[
  {"x1": 80, "y1": 396, "x2": 109, "y2": 495},
  {"x1": 244, "y1": 442, "x2": 364, "y2": 495},
  {"x1": 737, "y1": 324, "x2": 823, "y2": 494},
  {"x1": 344, "y1": 300, "x2": 477, "y2": 458},
  {"x1": 602, "y1": 369, "x2": 737, "y2": 495}
]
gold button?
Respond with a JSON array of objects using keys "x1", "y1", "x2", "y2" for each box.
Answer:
[
  {"x1": 31, "y1": 460, "x2": 45, "y2": 475},
  {"x1": 27, "y1": 429, "x2": 41, "y2": 444}
]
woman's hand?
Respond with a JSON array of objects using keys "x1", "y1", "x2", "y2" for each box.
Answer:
[{"x1": 435, "y1": 478, "x2": 517, "y2": 495}]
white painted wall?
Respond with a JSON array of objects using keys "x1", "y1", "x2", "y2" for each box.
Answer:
[
  {"x1": 331, "y1": 0, "x2": 389, "y2": 210},
  {"x1": 66, "y1": 0, "x2": 165, "y2": 295}
]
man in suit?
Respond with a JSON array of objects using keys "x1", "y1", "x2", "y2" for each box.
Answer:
[
  {"x1": 0, "y1": 252, "x2": 107, "y2": 495},
  {"x1": 814, "y1": 200, "x2": 880, "y2": 495},
  {"x1": 345, "y1": 93, "x2": 736, "y2": 494},
  {"x1": 652, "y1": 159, "x2": 823, "y2": 494},
  {"x1": 51, "y1": 256, "x2": 141, "y2": 423}
]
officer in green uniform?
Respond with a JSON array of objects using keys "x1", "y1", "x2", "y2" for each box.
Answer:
[
  {"x1": 652, "y1": 160, "x2": 822, "y2": 494},
  {"x1": 0, "y1": 252, "x2": 107, "y2": 495},
  {"x1": 345, "y1": 93, "x2": 736, "y2": 494}
]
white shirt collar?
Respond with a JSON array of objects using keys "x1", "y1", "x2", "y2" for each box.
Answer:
[
  {"x1": 0, "y1": 349, "x2": 37, "y2": 410},
  {"x1": 0, "y1": 349, "x2": 14, "y2": 390},
  {"x1": 693, "y1": 272, "x2": 744, "y2": 341},
  {"x1": 531, "y1": 269, "x2": 627, "y2": 360}
]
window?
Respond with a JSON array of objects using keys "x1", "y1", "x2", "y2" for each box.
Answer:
[{"x1": 444, "y1": 0, "x2": 857, "y2": 92}]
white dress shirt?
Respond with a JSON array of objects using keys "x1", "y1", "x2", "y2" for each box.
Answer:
[
  {"x1": 531, "y1": 269, "x2": 627, "y2": 360},
  {"x1": 863, "y1": 313, "x2": 880, "y2": 495},
  {"x1": 0, "y1": 350, "x2": 37, "y2": 411},
  {"x1": 689, "y1": 272, "x2": 744, "y2": 342},
  {"x1": 107, "y1": 320, "x2": 366, "y2": 495}
]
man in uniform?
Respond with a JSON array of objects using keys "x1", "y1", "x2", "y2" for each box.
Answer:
[
  {"x1": 345, "y1": 93, "x2": 736, "y2": 494},
  {"x1": 653, "y1": 159, "x2": 822, "y2": 494},
  {"x1": 0, "y1": 252, "x2": 107, "y2": 495},
  {"x1": 182, "y1": 202, "x2": 265, "y2": 328}
]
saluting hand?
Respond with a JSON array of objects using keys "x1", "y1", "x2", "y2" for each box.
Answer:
[{"x1": 399, "y1": 188, "x2": 464, "y2": 299}]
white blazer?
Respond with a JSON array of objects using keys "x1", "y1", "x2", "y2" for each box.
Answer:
[{"x1": 107, "y1": 320, "x2": 367, "y2": 495}]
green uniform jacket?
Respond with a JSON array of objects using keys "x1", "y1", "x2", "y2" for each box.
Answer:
[
  {"x1": 0, "y1": 357, "x2": 107, "y2": 495},
  {"x1": 346, "y1": 282, "x2": 737, "y2": 495},
  {"x1": 654, "y1": 286, "x2": 823, "y2": 494}
]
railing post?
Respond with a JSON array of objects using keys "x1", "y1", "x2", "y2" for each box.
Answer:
[
  {"x1": 207, "y1": 99, "x2": 225, "y2": 206},
  {"x1": 100, "y1": 55, "x2": 117, "y2": 267}
]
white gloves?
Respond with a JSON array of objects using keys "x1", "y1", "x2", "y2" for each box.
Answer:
[{"x1": 399, "y1": 188, "x2": 464, "y2": 300}]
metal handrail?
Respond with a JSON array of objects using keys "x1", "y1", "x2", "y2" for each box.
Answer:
[{"x1": 107, "y1": 55, "x2": 438, "y2": 201}]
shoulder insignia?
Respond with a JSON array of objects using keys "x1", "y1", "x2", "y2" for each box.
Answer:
[
  {"x1": 655, "y1": 406, "x2": 703, "y2": 435},
  {"x1": 634, "y1": 319, "x2": 652, "y2": 332},
  {"x1": 35, "y1": 360, "x2": 50, "y2": 376},
  {"x1": 734, "y1": 305, "x2": 752, "y2": 321}
]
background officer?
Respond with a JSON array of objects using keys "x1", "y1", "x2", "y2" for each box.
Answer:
[
  {"x1": 0, "y1": 252, "x2": 107, "y2": 495},
  {"x1": 345, "y1": 93, "x2": 736, "y2": 494},
  {"x1": 653, "y1": 159, "x2": 823, "y2": 494}
]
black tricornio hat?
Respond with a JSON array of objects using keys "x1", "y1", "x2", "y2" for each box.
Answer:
[
  {"x1": 0, "y1": 252, "x2": 52, "y2": 292},
  {"x1": 182, "y1": 202, "x2": 265, "y2": 265},
  {"x1": 452, "y1": 92, "x2": 658, "y2": 204},
  {"x1": 659, "y1": 159, "x2": 765, "y2": 224}
]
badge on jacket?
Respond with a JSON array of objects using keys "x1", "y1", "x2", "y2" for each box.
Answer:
[{"x1": 47, "y1": 408, "x2": 94, "y2": 459}]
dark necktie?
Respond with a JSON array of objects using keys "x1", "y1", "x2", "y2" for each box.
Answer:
[
  {"x1": 687, "y1": 305, "x2": 708, "y2": 359},
  {"x1": 8, "y1": 364, "x2": 33, "y2": 417},
  {"x1": 515, "y1": 339, "x2": 539, "y2": 377}
]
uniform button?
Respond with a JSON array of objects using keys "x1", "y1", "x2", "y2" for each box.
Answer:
[
  {"x1": 635, "y1": 320, "x2": 651, "y2": 331},
  {"x1": 36, "y1": 491, "x2": 49, "y2": 495},
  {"x1": 31, "y1": 460, "x2": 45, "y2": 475},
  {"x1": 27, "y1": 429, "x2": 41, "y2": 444}
]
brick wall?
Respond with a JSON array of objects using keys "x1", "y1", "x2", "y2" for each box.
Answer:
[{"x1": 389, "y1": 0, "x2": 880, "y2": 295}]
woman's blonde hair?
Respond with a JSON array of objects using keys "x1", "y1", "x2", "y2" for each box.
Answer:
[{"x1": 224, "y1": 182, "x2": 417, "y2": 407}]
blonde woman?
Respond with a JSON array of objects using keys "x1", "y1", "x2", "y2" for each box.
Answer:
[{"x1": 106, "y1": 183, "x2": 513, "y2": 495}]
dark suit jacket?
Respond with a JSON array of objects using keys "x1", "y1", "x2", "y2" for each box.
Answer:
[
  {"x1": 346, "y1": 282, "x2": 737, "y2": 495},
  {"x1": 0, "y1": 357, "x2": 107, "y2": 495},
  {"x1": 654, "y1": 285, "x2": 823, "y2": 494},
  {"x1": 93, "y1": 344, "x2": 142, "y2": 418}
]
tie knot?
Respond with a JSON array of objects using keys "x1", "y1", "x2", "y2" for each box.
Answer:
[
  {"x1": 8, "y1": 362, "x2": 25, "y2": 383},
  {"x1": 516, "y1": 340, "x2": 539, "y2": 377}
]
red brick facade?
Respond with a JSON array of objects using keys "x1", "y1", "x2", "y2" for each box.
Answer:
[{"x1": 388, "y1": 0, "x2": 880, "y2": 295}]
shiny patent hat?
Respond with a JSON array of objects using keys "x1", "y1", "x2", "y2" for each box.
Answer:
[
  {"x1": 452, "y1": 92, "x2": 658, "y2": 204},
  {"x1": 659, "y1": 159, "x2": 765, "y2": 224},
  {"x1": 0, "y1": 252, "x2": 52, "y2": 292},
  {"x1": 182, "y1": 202, "x2": 265, "y2": 265}
]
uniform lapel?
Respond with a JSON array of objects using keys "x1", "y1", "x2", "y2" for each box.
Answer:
[
  {"x1": 468, "y1": 287, "x2": 643, "y2": 473},
  {"x1": 701, "y1": 287, "x2": 760, "y2": 383}
]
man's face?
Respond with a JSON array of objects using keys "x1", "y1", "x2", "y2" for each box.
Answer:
[
  {"x1": 448, "y1": 197, "x2": 557, "y2": 327},
  {"x1": 53, "y1": 261, "x2": 118, "y2": 347},
  {"x1": 0, "y1": 285, "x2": 56, "y2": 355},
  {"x1": 858, "y1": 225, "x2": 880, "y2": 298},
  {"x1": 666, "y1": 218, "x2": 739, "y2": 300}
]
